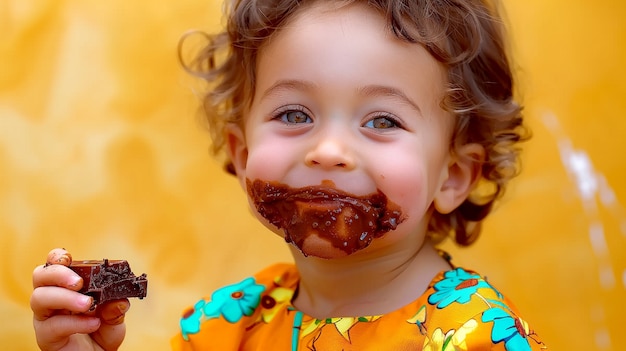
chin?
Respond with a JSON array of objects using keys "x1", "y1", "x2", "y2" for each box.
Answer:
[{"x1": 292, "y1": 235, "x2": 351, "y2": 259}]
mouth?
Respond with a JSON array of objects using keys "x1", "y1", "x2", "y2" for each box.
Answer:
[{"x1": 247, "y1": 179, "x2": 404, "y2": 258}]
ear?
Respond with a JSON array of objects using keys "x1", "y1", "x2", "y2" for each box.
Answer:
[
  {"x1": 433, "y1": 143, "x2": 485, "y2": 214},
  {"x1": 225, "y1": 123, "x2": 248, "y2": 187}
]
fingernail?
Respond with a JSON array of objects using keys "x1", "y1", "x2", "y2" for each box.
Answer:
[
  {"x1": 68, "y1": 276, "x2": 81, "y2": 288},
  {"x1": 118, "y1": 302, "x2": 129, "y2": 313},
  {"x1": 87, "y1": 317, "x2": 100, "y2": 328},
  {"x1": 80, "y1": 295, "x2": 93, "y2": 308}
]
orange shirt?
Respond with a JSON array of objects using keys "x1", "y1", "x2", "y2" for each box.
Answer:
[{"x1": 171, "y1": 263, "x2": 547, "y2": 350}]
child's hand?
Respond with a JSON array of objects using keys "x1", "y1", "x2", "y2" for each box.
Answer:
[{"x1": 31, "y1": 248, "x2": 130, "y2": 351}]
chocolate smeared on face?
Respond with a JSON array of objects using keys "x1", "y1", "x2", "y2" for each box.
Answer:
[{"x1": 247, "y1": 179, "x2": 404, "y2": 257}]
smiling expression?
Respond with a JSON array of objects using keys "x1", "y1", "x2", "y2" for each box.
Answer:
[{"x1": 227, "y1": 2, "x2": 460, "y2": 259}]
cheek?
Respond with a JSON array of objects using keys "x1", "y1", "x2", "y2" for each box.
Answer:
[
  {"x1": 374, "y1": 147, "x2": 446, "y2": 220},
  {"x1": 382, "y1": 163, "x2": 429, "y2": 218},
  {"x1": 244, "y1": 136, "x2": 294, "y2": 181}
]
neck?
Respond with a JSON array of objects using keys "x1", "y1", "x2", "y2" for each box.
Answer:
[{"x1": 290, "y1": 239, "x2": 450, "y2": 319}]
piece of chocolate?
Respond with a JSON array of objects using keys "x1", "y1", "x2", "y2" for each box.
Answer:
[{"x1": 70, "y1": 259, "x2": 148, "y2": 305}]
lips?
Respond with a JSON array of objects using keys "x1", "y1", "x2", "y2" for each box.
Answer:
[{"x1": 247, "y1": 179, "x2": 404, "y2": 257}]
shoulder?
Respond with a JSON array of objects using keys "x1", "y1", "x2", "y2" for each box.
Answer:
[
  {"x1": 252, "y1": 262, "x2": 299, "y2": 285},
  {"x1": 419, "y1": 267, "x2": 547, "y2": 350},
  {"x1": 171, "y1": 263, "x2": 298, "y2": 349}
]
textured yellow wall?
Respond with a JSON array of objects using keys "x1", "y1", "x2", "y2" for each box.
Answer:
[{"x1": 1, "y1": 1, "x2": 624, "y2": 350}]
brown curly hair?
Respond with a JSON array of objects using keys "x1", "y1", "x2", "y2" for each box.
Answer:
[{"x1": 179, "y1": 0, "x2": 528, "y2": 246}]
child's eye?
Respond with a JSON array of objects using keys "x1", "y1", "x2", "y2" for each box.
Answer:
[
  {"x1": 283, "y1": 111, "x2": 312, "y2": 124},
  {"x1": 363, "y1": 116, "x2": 401, "y2": 129},
  {"x1": 276, "y1": 110, "x2": 312, "y2": 124}
]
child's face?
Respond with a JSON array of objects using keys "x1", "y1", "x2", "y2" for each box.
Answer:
[{"x1": 228, "y1": 2, "x2": 472, "y2": 259}]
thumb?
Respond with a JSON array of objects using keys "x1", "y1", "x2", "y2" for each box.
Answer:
[{"x1": 91, "y1": 299, "x2": 130, "y2": 351}]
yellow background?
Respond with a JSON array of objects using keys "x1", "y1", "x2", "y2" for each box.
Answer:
[{"x1": 1, "y1": 1, "x2": 625, "y2": 350}]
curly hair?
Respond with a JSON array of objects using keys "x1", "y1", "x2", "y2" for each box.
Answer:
[{"x1": 179, "y1": 0, "x2": 528, "y2": 246}]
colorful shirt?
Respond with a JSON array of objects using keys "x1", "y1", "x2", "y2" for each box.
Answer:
[{"x1": 171, "y1": 263, "x2": 547, "y2": 350}]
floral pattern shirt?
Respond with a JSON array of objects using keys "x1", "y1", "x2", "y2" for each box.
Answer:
[{"x1": 171, "y1": 263, "x2": 547, "y2": 350}]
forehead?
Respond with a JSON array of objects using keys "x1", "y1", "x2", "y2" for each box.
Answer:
[{"x1": 251, "y1": 1, "x2": 449, "y2": 115}]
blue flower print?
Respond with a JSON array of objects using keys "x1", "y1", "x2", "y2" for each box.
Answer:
[
  {"x1": 428, "y1": 268, "x2": 491, "y2": 308},
  {"x1": 180, "y1": 299, "x2": 206, "y2": 341},
  {"x1": 482, "y1": 307, "x2": 532, "y2": 351},
  {"x1": 203, "y1": 277, "x2": 266, "y2": 323}
]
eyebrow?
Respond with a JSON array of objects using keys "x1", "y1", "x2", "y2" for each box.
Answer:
[
  {"x1": 260, "y1": 79, "x2": 422, "y2": 114},
  {"x1": 261, "y1": 79, "x2": 318, "y2": 100},
  {"x1": 357, "y1": 85, "x2": 422, "y2": 114}
]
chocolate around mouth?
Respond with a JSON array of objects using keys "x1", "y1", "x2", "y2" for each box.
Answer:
[{"x1": 247, "y1": 179, "x2": 404, "y2": 256}]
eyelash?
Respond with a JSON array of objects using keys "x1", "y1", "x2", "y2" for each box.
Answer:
[
  {"x1": 271, "y1": 105, "x2": 313, "y2": 124},
  {"x1": 270, "y1": 106, "x2": 405, "y2": 130},
  {"x1": 363, "y1": 113, "x2": 405, "y2": 130}
]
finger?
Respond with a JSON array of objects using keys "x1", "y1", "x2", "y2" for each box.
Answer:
[
  {"x1": 31, "y1": 286, "x2": 94, "y2": 320},
  {"x1": 91, "y1": 322, "x2": 126, "y2": 351},
  {"x1": 97, "y1": 299, "x2": 130, "y2": 325},
  {"x1": 33, "y1": 264, "x2": 83, "y2": 291},
  {"x1": 91, "y1": 300, "x2": 130, "y2": 350},
  {"x1": 34, "y1": 314, "x2": 101, "y2": 349},
  {"x1": 46, "y1": 248, "x2": 73, "y2": 267}
]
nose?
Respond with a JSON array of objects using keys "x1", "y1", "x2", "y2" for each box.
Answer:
[{"x1": 305, "y1": 138, "x2": 356, "y2": 170}]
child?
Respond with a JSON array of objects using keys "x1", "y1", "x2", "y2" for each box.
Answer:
[{"x1": 31, "y1": 0, "x2": 547, "y2": 350}]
